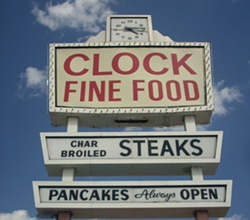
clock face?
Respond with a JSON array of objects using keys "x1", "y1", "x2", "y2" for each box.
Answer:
[{"x1": 110, "y1": 17, "x2": 149, "y2": 42}]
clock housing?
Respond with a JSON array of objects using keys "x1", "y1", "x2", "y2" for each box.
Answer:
[{"x1": 106, "y1": 15, "x2": 153, "y2": 42}]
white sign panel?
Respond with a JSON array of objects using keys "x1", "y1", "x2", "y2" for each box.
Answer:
[
  {"x1": 41, "y1": 131, "x2": 222, "y2": 176},
  {"x1": 49, "y1": 42, "x2": 213, "y2": 127},
  {"x1": 56, "y1": 47, "x2": 204, "y2": 108},
  {"x1": 33, "y1": 180, "x2": 232, "y2": 218}
]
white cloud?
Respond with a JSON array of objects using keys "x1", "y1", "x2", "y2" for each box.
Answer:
[
  {"x1": 213, "y1": 80, "x2": 243, "y2": 116},
  {"x1": 18, "y1": 66, "x2": 47, "y2": 97},
  {"x1": 218, "y1": 214, "x2": 246, "y2": 220},
  {"x1": 0, "y1": 210, "x2": 36, "y2": 220},
  {"x1": 31, "y1": 0, "x2": 115, "y2": 33}
]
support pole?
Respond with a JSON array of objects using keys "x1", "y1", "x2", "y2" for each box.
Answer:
[
  {"x1": 58, "y1": 118, "x2": 79, "y2": 220},
  {"x1": 195, "y1": 210, "x2": 209, "y2": 220},
  {"x1": 62, "y1": 168, "x2": 75, "y2": 182},
  {"x1": 184, "y1": 115, "x2": 196, "y2": 132},
  {"x1": 184, "y1": 116, "x2": 204, "y2": 181},
  {"x1": 57, "y1": 212, "x2": 71, "y2": 220},
  {"x1": 184, "y1": 116, "x2": 208, "y2": 219},
  {"x1": 191, "y1": 166, "x2": 204, "y2": 181},
  {"x1": 67, "y1": 117, "x2": 78, "y2": 133},
  {"x1": 62, "y1": 117, "x2": 79, "y2": 181}
]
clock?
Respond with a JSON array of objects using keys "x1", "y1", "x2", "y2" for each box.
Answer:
[{"x1": 106, "y1": 15, "x2": 153, "y2": 42}]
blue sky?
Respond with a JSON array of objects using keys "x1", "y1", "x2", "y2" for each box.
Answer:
[{"x1": 0, "y1": 0, "x2": 250, "y2": 220}]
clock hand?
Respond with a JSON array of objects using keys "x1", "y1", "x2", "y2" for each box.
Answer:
[
  {"x1": 125, "y1": 27, "x2": 146, "y2": 30},
  {"x1": 124, "y1": 26, "x2": 138, "y2": 35}
]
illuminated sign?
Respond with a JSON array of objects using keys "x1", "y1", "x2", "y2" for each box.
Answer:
[
  {"x1": 40, "y1": 131, "x2": 222, "y2": 176},
  {"x1": 49, "y1": 42, "x2": 213, "y2": 127},
  {"x1": 33, "y1": 180, "x2": 232, "y2": 218}
]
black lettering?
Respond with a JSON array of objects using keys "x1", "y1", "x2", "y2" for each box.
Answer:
[
  {"x1": 61, "y1": 151, "x2": 67, "y2": 157},
  {"x1": 100, "y1": 150, "x2": 106, "y2": 157},
  {"x1": 92, "y1": 140, "x2": 98, "y2": 147},
  {"x1": 102, "y1": 190, "x2": 110, "y2": 201},
  {"x1": 148, "y1": 140, "x2": 158, "y2": 156},
  {"x1": 121, "y1": 189, "x2": 129, "y2": 201},
  {"x1": 87, "y1": 150, "x2": 92, "y2": 157},
  {"x1": 161, "y1": 140, "x2": 174, "y2": 156},
  {"x1": 133, "y1": 140, "x2": 145, "y2": 156},
  {"x1": 209, "y1": 189, "x2": 218, "y2": 199},
  {"x1": 69, "y1": 150, "x2": 75, "y2": 157},
  {"x1": 112, "y1": 190, "x2": 119, "y2": 200},
  {"x1": 190, "y1": 139, "x2": 203, "y2": 156},
  {"x1": 180, "y1": 189, "x2": 189, "y2": 200},
  {"x1": 80, "y1": 190, "x2": 88, "y2": 200},
  {"x1": 69, "y1": 190, "x2": 78, "y2": 200},
  {"x1": 135, "y1": 189, "x2": 149, "y2": 200},
  {"x1": 89, "y1": 190, "x2": 100, "y2": 200},
  {"x1": 120, "y1": 140, "x2": 131, "y2": 157},
  {"x1": 71, "y1": 141, "x2": 77, "y2": 147},
  {"x1": 150, "y1": 189, "x2": 157, "y2": 198},
  {"x1": 76, "y1": 150, "x2": 83, "y2": 157},
  {"x1": 165, "y1": 193, "x2": 175, "y2": 202},
  {"x1": 176, "y1": 140, "x2": 190, "y2": 156},
  {"x1": 201, "y1": 189, "x2": 208, "y2": 199},
  {"x1": 57, "y1": 190, "x2": 68, "y2": 200},
  {"x1": 93, "y1": 150, "x2": 99, "y2": 157},
  {"x1": 191, "y1": 189, "x2": 199, "y2": 199},
  {"x1": 78, "y1": 141, "x2": 84, "y2": 147},
  {"x1": 49, "y1": 190, "x2": 58, "y2": 200},
  {"x1": 84, "y1": 141, "x2": 90, "y2": 147}
]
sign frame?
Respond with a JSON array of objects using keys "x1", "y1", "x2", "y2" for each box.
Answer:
[
  {"x1": 40, "y1": 131, "x2": 222, "y2": 177},
  {"x1": 33, "y1": 180, "x2": 232, "y2": 218},
  {"x1": 48, "y1": 42, "x2": 213, "y2": 127}
]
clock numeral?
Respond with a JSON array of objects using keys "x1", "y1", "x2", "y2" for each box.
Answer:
[
  {"x1": 121, "y1": 21, "x2": 125, "y2": 24},
  {"x1": 140, "y1": 33, "x2": 143, "y2": 35},
  {"x1": 121, "y1": 36, "x2": 125, "y2": 39},
  {"x1": 127, "y1": 20, "x2": 133, "y2": 23},
  {"x1": 139, "y1": 24, "x2": 143, "y2": 27},
  {"x1": 116, "y1": 33, "x2": 120, "y2": 35},
  {"x1": 114, "y1": 28, "x2": 118, "y2": 31},
  {"x1": 116, "y1": 24, "x2": 121, "y2": 27},
  {"x1": 128, "y1": 37, "x2": 132, "y2": 40},
  {"x1": 135, "y1": 36, "x2": 139, "y2": 39}
]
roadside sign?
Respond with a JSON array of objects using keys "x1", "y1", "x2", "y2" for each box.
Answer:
[
  {"x1": 33, "y1": 14, "x2": 231, "y2": 220},
  {"x1": 33, "y1": 180, "x2": 232, "y2": 218},
  {"x1": 40, "y1": 131, "x2": 222, "y2": 176},
  {"x1": 48, "y1": 42, "x2": 213, "y2": 127}
]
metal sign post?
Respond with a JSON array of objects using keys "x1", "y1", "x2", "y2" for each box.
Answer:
[
  {"x1": 58, "y1": 118, "x2": 78, "y2": 219},
  {"x1": 195, "y1": 211, "x2": 209, "y2": 220},
  {"x1": 57, "y1": 212, "x2": 71, "y2": 220}
]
